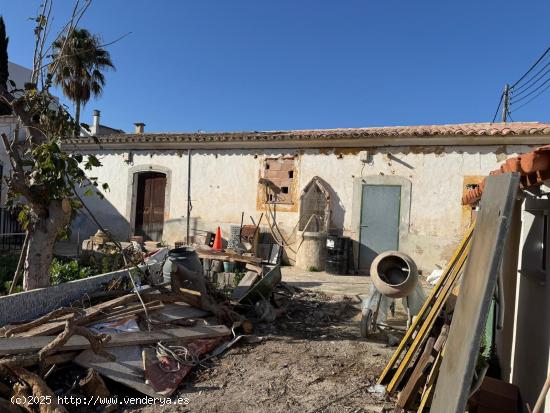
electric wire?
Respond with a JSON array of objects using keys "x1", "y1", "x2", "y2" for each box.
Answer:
[
  {"x1": 494, "y1": 47, "x2": 550, "y2": 118},
  {"x1": 491, "y1": 93, "x2": 503, "y2": 123},
  {"x1": 510, "y1": 76, "x2": 550, "y2": 105},
  {"x1": 511, "y1": 47, "x2": 550, "y2": 89},
  {"x1": 506, "y1": 109, "x2": 514, "y2": 122},
  {"x1": 510, "y1": 61, "x2": 550, "y2": 96},
  {"x1": 511, "y1": 81, "x2": 550, "y2": 112}
]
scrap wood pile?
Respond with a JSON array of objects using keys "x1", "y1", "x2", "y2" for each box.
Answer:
[
  {"x1": 0, "y1": 255, "x2": 278, "y2": 413},
  {"x1": 375, "y1": 226, "x2": 474, "y2": 412}
]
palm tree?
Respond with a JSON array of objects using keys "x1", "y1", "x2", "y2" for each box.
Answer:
[{"x1": 51, "y1": 28, "x2": 114, "y2": 136}]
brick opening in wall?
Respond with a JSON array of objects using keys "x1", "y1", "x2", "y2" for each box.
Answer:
[{"x1": 261, "y1": 157, "x2": 297, "y2": 205}]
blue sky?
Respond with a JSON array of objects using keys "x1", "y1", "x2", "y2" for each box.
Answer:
[{"x1": 2, "y1": 1, "x2": 550, "y2": 132}]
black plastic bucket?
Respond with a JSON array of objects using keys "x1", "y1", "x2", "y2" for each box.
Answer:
[{"x1": 326, "y1": 237, "x2": 351, "y2": 275}]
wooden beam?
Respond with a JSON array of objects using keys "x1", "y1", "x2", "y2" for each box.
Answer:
[
  {"x1": 0, "y1": 325, "x2": 230, "y2": 355},
  {"x1": 195, "y1": 249, "x2": 262, "y2": 265}
]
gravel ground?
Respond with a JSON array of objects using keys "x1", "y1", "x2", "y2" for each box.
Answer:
[{"x1": 124, "y1": 286, "x2": 399, "y2": 413}]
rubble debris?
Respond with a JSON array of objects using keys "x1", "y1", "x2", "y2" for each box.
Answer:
[
  {"x1": 231, "y1": 271, "x2": 260, "y2": 301},
  {"x1": 78, "y1": 368, "x2": 110, "y2": 398},
  {"x1": 143, "y1": 338, "x2": 222, "y2": 396},
  {"x1": 5, "y1": 365, "x2": 68, "y2": 413},
  {"x1": 0, "y1": 232, "x2": 292, "y2": 411},
  {"x1": 0, "y1": 216, "x2": 319, "y2": 412}
]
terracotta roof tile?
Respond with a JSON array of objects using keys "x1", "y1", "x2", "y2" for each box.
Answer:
[
  {"x1": 462, "y1": 144, "x2": 550, "y2": 205},
  {"x1": 66, "y1": 122, "x2": 550, "y2": 145}
]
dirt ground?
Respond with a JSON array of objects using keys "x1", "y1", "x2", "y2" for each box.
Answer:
[{"x1": 124, "y1": 286, "x2": 399, "y2": 413}]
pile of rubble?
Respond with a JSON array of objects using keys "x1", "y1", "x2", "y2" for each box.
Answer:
[{"x1": 0, "y1": 242, "x2": 282, "y2": 412}]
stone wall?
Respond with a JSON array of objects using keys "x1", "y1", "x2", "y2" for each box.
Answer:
[{"x1": 73, "y1": 143, "x2": 536, "y2": 273}]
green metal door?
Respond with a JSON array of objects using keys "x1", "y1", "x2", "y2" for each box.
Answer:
[{"x1": 359, "y1": 184, "x2": 401, "y2": 270}]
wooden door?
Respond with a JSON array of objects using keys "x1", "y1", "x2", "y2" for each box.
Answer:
[{"x1": 135, "y1": 172, "x2": 166, "y2": 241}]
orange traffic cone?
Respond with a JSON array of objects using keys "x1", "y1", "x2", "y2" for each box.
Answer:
[{"x1": 212, "y1": 226, "x2": 223, "y2": 251}]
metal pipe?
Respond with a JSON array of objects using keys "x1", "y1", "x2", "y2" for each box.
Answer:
[{"x1": 186, "y1": 148, "x2": 192, "y2": 244}]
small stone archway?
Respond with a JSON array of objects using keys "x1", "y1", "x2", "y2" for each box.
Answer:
[{"x1": 298, "y1": 176, "x2": 331, "y2": 232}]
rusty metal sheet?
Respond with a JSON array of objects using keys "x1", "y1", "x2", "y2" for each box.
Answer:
[{"x1": 431, "y1": 173, "x2": 520, "y2": 413}]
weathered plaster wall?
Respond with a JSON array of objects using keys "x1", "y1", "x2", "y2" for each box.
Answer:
[{"x1": 76, "y1": 143, "x2": 536, "y2": 272}]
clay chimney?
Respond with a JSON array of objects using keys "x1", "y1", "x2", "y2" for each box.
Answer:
[{"x1": 134, "y1": 122, "x2": 145, "y2": 134}]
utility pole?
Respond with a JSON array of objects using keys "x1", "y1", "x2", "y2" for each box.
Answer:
[
  {"x1": 501, "y1": 84, "x2": 510, "y2": 122},
  {"x1": 186, "y1": 148, "x2": 192, "y2": 244}
]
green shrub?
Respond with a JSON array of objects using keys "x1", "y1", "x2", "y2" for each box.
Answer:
[{"x1": 50, "y1": 258, "x2": 95, "y2": 285}]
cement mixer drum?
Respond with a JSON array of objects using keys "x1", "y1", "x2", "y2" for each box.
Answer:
[{"x1": 370, "y1": 251, "x2": 418, "y2": 298}]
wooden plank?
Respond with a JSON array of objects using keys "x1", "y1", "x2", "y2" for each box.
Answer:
[
  {"x1": 150, "y1": 302, "x2": 208, "y2": 323},
  {"x1": 386, "y1": 241, "x2": 470, "y2": 393},
  {"x1": 15, "y1": 294, "x2": 138, "y2": 337},
  {"x1": 431, "y1": 173, "x2": 520, "y2": 413},
  {"x1": 178, "y1": 287, "x2": 203, "y2": 308},
  {"x1": 377, "y1": 224, "x2": 474, "y2": 385},
  {"x1": 94, "y1": 303, "x2": 165, "y2": 324},
  {"x1": 396, "y1": 337, "x2": 435, "y2": 409},
  {"x1": 74, "y1": 345, "x2": 160, "y2": 397},
  {"x1": 397, "y1": 324, "x2": 450, "y2": 409},
  {"x1": 245, "y1": 263, "x2": 263, "y2": 274},
  {"x1": 196, "y1": 249, "x2": 262, "y2": 265},
  {"x1": 0, "y1": 325, "x2": 230, "y2": 355},
  {"x1": 88, "y1": 300, "x2": 163, "y2": 321},
  {"x1": 231, "y1": 271, "x2": 259, "y2": 301},
  {"x1": 417, "y1": 348, "x2": 444, "y2": 413}
]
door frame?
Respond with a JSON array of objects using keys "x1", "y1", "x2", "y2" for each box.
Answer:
[
  {"x1": 126, "y1": 165, "x2": 172, "y2": 239},
  {"x1": 351, "y1": 175, "x2": 411, "y2": 271}
]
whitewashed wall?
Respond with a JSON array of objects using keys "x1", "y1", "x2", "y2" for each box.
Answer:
[{"x1": 74, "y1": 142, "x2": 535, "y2": 272}]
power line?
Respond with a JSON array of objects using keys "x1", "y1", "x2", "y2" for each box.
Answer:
[
  {"x1": 511, "y1": 76, "x2": 550, "y2": 105},
  {"x1": 511, "y1": 47, "x2": 550, "y2": 89},
  {"x1": 511, "y1": 81, "x2": 550, "y2": 113},
  {"x1": 511, "y1": 60, "x2": 550, "y2": 95},
  {"x1": 506, "y1": 109, "x2": 514, "y2": 122},
  {"x1": 491, "y1": 92, "x2": 504, "y2": 123},
  {"x1": 491, "y1": 47, "x2": 550, "y2": 122}
]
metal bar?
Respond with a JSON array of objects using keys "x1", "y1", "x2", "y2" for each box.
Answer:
[{"x1": 377, "y1": 224, "x2": 474, "y2": 384}]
